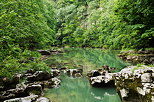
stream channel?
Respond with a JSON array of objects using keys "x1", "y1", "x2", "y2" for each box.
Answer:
[{"x1": 43, "y1": 48, "x2": 127, "y2": 102}]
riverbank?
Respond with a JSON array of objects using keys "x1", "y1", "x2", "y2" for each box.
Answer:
[
  {"x1": 1, "y1": 48, "x2": 154, "y2": 102},
  {"x1": 118, "y1": 49, "x2": 154, "y2": 65},
  {"x1": 87, "y1": 65, "x2": 154, "y2": 102}
]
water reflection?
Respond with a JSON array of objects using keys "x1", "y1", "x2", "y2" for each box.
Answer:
[
  {"x1": 45, "y1": 75, "x2": 121, "y2": 102},
  {"x1": 45, "y1": 48, "x2": 127, "y2": 73},
  {"x1": 44, "y1": 48, "x2": 126, "y2": 102}
]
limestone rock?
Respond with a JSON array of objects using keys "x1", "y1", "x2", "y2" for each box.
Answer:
[
  {"x1": 26, "y1": 84, "x2": 43, "y2": 95},
  {"x1": 66, "y1": 69, "x2": 83, "y2": 77},
  {"x1": 51, "y1": 69, "x2": 60, "y2": 77},
  {"x1": 0, "y1": 74, "x2": 21, "y2": 91},
  {"x1": 115, "y1": 66, "x2": 154, "y2": 102},
  {"x1": 4, "y1": 95, "x2": 38, "y2": 102},
  {"x1": 36, "y1": 97, "x2": 50, "y2": 102},
  {"x1": 89, "y1": 73, "x2": 115, "y2": 87},
  {"x1": 27, "y1": 71, "x2": 52, "y2": 82},
  {"x1": 120, "y1": 88, "x2": 129, "y2": 98}
]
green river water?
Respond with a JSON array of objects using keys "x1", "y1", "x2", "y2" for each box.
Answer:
[{"x1": 44, "y1": 48, "x2": 127, "y2": 102}]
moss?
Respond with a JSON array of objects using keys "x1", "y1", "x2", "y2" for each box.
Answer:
[{"x1": 132, "y1": 64, "x2": 149, "y2": 72}]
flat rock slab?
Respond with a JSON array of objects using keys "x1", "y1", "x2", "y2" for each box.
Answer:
[{"x1": 4, "y1": 95, "x2": 38, "y2": 102}]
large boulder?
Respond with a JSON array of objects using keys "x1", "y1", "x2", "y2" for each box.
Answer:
[
  {"x1": 26, "y1": 84, "x2": 43, "y2": 95},
  {"x1": 0, "y1": 74, "x2": 21, "y2": 91},
  {"x1": 87, "y1": 67, "x2": 116, "y2": 87},
  {"x1": 89, "y1": 73, "x2": 115, "y2": 87},
  {"x1": 27, "y1": 71, "x2": 52, "y2": 82},
  {"x1": 115, "y1": 66, "x2": 154, "y2": 102},
  {"x1": 0, "y1": 83, "x2": 27, "y2": 101}
]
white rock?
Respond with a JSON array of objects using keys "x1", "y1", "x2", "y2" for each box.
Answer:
[
  {"x1": 141, "y1": 73, "x2": 151, "y2": 82},
  {"x1": 120, "y1": 88, "x2": 129, "y2": 98},
  {"x1": 4, "y1": 95, "x2": 38, "y2": 102},
  {"x1": 151, "y1": 96, "x2": 154, "y2": 102},
  {"x1": 137, "y1": 87, "x2": 145, "y2": 95},
  {"x1": 36, "y1": 97, "x2": 50, "y2": 102}
]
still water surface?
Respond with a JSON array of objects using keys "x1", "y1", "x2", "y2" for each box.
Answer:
[{"x1": 44, "y1": 48, "x2": 127, "y2": 102}]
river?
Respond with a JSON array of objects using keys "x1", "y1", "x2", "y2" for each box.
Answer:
[{"x1": 44, "y1": 48, "x2": 127, "y2": 102}]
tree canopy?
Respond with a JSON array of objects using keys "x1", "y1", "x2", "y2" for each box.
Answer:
[{"x1": 0, "y1": 0, "x2": 154, "y2": 77}]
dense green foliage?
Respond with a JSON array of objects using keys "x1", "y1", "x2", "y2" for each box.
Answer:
[
  {"x1": 0, "y1": 0, "x2": 55, "y2": 77},
  {"x1": 0, "y1": 0, "x2": 154, "y2": 77},
  {"x1": 53, "y1": 0, "x2": 154, "y2": 49}
]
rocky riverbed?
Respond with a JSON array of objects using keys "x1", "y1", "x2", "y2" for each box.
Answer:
[
  {"x1": 0, "y1": 67, "x2": 84, "y2": 102},
  {"x1": 1, "y1": 49, "x2": 154, "y2": 102},
  {"x1": 87, "y1": 65, "x2": 154, "y2": 102},
  {"x1": 0, "y1": 70, "x2": 61, "y2": 102},
  {"x1": 2, "y1": 64, "x2": 154, "y2": 102},
  {"x1": 118, "y1": 50, "x2": 154, "y2": 64}
]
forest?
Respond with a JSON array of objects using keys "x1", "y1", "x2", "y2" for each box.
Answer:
[{"x1": 0, "y1": 0, "x2": 154, "y2": 77}]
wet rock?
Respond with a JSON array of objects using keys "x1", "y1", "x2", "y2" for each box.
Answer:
[
  {"x1": 87, "y1": 66, "x2": 115, "y2": 78},
  {"x1": 28, "y1": 77, "x2": 61, "y2": 88},
  {"x1": 38, "y1": 50, "x2": 51, "y2": 55},
  {"x1": 36, "y1": 97, "x2": 50, "y2": 102},
  {"x1": 27, "y1": 71, "x2": 52, "y2": 82},
  {"x1": 4, "y1": 95, "x2": 38, "y2": 102},
  {"x1": 0, "y1": 83, "x2": 27, "y2": 101},
  {"x1": 66, "y1": 69, "x2": 83, "y2": 77},
  {"x1": 89, "y1": 73, "x2": 115, "y2": 87},
  {"x1": 87, "y1": 69, "x2": 109, "y2": 78},
  {"x1": 40, "y1": 77, "x2": 61, "y2": 88},
  {"x1": 0, "y1": 74, "x2": 21, "y2": 91},
  {"x1": 87, "y1": 70, "x2": 101, "y2": 77},
  {"x1": 87, "y1": 67, "x2": 116, "y2": 87},
  {"x1": 119, "y1": 88, "x2": 129, "y2": 98},
  {"x1": 102, "y1": 65, "x2": 116, "y2": 72},
  {"x1": 118, "y1": 50, "x2": 154, "y2": 64},
  {"x1": 26, "y1": 84, "x2": 43, "y2": 95},
  {"x1": 51, "y1": 69, "x2": 60, "y2": 77}
]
